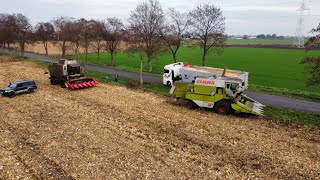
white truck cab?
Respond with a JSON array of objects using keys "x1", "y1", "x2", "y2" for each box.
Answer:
[{"x1": 163, "y1": 62, "x2": 187, "y2": 86}]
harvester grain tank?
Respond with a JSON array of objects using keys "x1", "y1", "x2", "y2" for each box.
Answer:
[
  {"x1": 48, "y1": 59, "x2": 99, "y2": 89},
  {"x1": 163, "y1": 62, "x2": 249, "y2": 91}
]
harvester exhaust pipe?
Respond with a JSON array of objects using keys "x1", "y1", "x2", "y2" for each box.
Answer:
[{"x1": 222, "y1": 67, "x2": 227, "y2": 77}]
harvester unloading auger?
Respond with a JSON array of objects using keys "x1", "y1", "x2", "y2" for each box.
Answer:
[{"x1": 48, "y1": 59, "x2": 99, "y2": 89}]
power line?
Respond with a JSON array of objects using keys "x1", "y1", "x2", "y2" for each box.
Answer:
[{"x1": 293, "y1": 0, "x2": 311, "y2": 48}]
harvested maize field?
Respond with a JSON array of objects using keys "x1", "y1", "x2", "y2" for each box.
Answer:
[{"x1": 0, "y1": 56, "x2": 319, "y2": 179}]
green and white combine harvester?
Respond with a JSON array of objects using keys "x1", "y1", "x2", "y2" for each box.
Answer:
[{"x1": 163, "y1": 62, "x2": 264, "y2": 115}]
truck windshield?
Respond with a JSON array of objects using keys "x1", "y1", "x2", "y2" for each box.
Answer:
[{"x1": 164, "y1": 69, "x2": 170, "y2": 73}]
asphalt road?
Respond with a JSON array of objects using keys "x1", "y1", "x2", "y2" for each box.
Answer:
[{"x1": 3, "y1": 49, "x2": 320, "y2": 114}]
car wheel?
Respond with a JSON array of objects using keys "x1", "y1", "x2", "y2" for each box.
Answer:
[
  {"x1": 28, "y1": 88, "x2": 34, "y2": 93},
  {"x1": 167, "y1": 81, "x2": 172, "y2": 87},
  {"x1": 8, "y1": 91, "x2": 15, "y2": 98},
  {"x1": 214, "y1": 100, "x2": 232, "y2": 115}
]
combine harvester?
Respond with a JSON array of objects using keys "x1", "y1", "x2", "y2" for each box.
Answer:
[
  {"x1": 164, "y1": 62, "x2": 264, "y2": 115},
  {"x1": 48, "y1": 59, "x2": 99, "y2": 89}
]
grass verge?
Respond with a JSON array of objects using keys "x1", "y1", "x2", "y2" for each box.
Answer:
[
  {"x1": 249, "y1": 85, "x2": 320, "y2": 103},
  {"x1": 24, "y1": 57, "x2": 320, "y2": 128},
  {"x1": 264, "y1": 106, "x2": 320, "y2": 127}
]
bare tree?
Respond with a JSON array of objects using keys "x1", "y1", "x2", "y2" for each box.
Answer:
[
  {"x1": 129, "y1": 0, "x2": 166, "y2": 72},
  {"x1": 301, "y1": 24, "x2": 320, "y2": 86},
  {"x1": 0, "y1": 14, "x2": 16, "y2": 49},
  {"x1": 189, "y1": 4, "x2": 227, "y2": 66},
  {"x1": 162, "y1": 8, "x2": 190, "y2": 63},
  {"x1": 35, "y1": 22, "x2": 55, "y2": 55},
  {"x1": 104, "y1": 17, "x2": 124, "y2": 66},
  {"x1": 69, "y1": 19, "x2": 82, "y2": 60},
  {"x1": 53, "y1": 17, "x2": 73, "y2": 58},
  {"x1": 14, "y1": 14, "x2": 34, "y2": 56},
  {"x1": 91, "y1": 20, "x2": 105, "y2": 64},
  {"x1": 78, "y1": 18, "x2": 94, "y2": 62},
  {"x1": 0, "y1": 14, "x2": 6, "y2": 49},
  {"x1": 124, "y1": 27, "x2": 146, "y2": 85}
]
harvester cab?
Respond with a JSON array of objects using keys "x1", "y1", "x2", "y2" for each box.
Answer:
[{"x1": 48, "y1": 59, "x2": 99, "y2": 89}]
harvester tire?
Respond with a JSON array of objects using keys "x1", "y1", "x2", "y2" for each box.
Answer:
[
  {"x1": 60, "y1": 79, "x2": 66, "y2": 88},
  {"x1": 167, "y1": 81, "x2": 172, "y2": 87},
  {"x1": 214, "y1": 100, "x2": 231, "y2": 115},
  {"x1": 50, "y1": 77, "x2": 58, "y2": 85}
]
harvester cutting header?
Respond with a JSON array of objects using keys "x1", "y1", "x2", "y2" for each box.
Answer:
[{"x1": 48, "y1": 59, "x2": 99, "y2": 89}]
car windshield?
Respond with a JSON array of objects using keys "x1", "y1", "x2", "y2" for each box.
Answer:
[{"x1": 8, "y1": 83, "x2": 16, "y2": 88}]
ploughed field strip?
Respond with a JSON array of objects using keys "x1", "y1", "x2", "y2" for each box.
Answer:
[{"x1": 0, "y1": 57, "x2": 319, "y2": 179}]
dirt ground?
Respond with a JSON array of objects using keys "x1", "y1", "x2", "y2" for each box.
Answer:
[
  {"x1": 0, "y1": 56, "x2": 319, "y2": 179},
  {"x1": 11, "y1": 41, "x2": 127, "y2": 56}
]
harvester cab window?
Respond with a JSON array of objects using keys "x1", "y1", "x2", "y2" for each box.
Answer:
[{"x1": 230, "y1": 84, "x2": 238, "y2": 91}]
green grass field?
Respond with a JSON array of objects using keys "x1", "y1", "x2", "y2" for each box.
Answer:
[
  {"x1": 184, "y1": 39, "x2": 295, "y2": 46},
  {"x1": 226, "y1": 39, "x2": 295, "y2": 45},
  {"x1": 79, "y1": 47, "x2": 320, "y2": 94}
]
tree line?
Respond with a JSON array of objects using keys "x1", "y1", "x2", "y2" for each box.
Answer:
[{"x1": 0, "y1": 0, "x2": 226, "y2": 72}]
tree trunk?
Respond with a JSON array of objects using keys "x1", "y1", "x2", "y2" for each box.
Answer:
[
  {"x1": 202, "y1": 47, "x2": 206, "y2": 66},
  {"x1": 85, "y1": 47, "x2": 88, "y2": 62},
  {"x1": 20, "y1": 44, "x2": 24, "y2": 57},
  {"x1": 148, "y1": 61, "x2": 152, "y2": 73},
  {"x1": 172, "y1": 52, "x2": 177, "y2": 63},
  {"x1": 97, "y1": 47, "x2": 100, "y2": 64},
  {"x1": 140, "y1": 55, "x2": 143, "y2": 86},
  {"x1": 44, "y1": 41, "x2": 48, "y2": 56},
  {"x1": 147, "y1": 53, "x2": 153, "y2": 72},
  {"x1": 111, "y1": 51, "x2": 115, "y2": 66},
  {"x1": 62, "y1": 41, "x2": 66, "y2": 58}
]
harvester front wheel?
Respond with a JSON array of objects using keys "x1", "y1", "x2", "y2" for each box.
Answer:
[
  {"x1": 214, "y1": 100, "x2": 232, "y2": 115},
  {"x1": 50, "y1": 77, "x2": 58, "y2": 85},
  {"x1": 60, "y1": 79, "x2": 66, "y2": 88}
]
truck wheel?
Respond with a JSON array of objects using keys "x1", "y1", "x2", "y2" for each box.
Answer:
[
  {"x1": 167, "y1": 81, "x2": 172, "y2": 87},
  {"x1": 50, "y1": 77, "x2": 58, "y2": 85},
  {"x1": 214, "y1": 100, "x2": 232, "y2": 115},
  {"x1": 8, "y1": 91, "x2": 15, "y2": 98}
]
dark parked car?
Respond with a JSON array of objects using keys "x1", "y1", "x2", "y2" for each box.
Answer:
[{"x1": 0, "y1": 80, "x2": 37, "y2": 98}]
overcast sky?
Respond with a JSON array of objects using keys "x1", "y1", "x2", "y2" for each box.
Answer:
[{"x1": 1, "y1": 0, "x2": 320, "y2": 36}]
